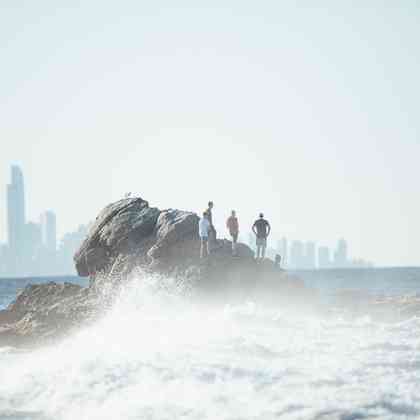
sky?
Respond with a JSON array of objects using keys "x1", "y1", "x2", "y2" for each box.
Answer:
[{"x1": 0, "y1": 1, "x2": 419, "y2": 266}]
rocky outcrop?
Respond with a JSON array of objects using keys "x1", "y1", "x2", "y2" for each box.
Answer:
[
  {"x1": 2, "y1": 195, "x2": 418, "y2": 348},
  {"x1": 73, "y1": 197, "x2": 294, "y2": 295},
  {"x1": 0, "y1": 282, "x2": 100, "y2": 347},
  {"x1": 148, "y1": 209, "x2": 199, "y2": 261},
  {"x1": 74, "y1": 197, "x2": 160, "y2": 276},
  {"x1": 0, "y1": 196, "x2": 307, "y2": 348}
]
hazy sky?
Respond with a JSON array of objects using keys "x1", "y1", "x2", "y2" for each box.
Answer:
[{"x1": 1, "y1": 1, "x2": 419, "y2": 266}]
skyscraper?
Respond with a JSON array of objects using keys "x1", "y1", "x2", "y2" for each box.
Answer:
[
  {"x1": 40, "y1": 211, "x2": 57, "y2": 253},
  {"x1": 290, "y1": 240, "x2": 304, "y2": 269},
  {"x1": 318, "y1": 246, "x2": 331, "y2": 269},
  {"x1": 334, "y1": 238, "x2": 348, "y2": 268},
  {"x1": 7, "y1": 165, "x2": 26, "y2": 251},
  {"x1": 23, "y1": 221, "x2": 42, "y2": 275},
  {"x1": 305, "y1": 241, "x2": 316, "y2": 269},
  {"x1": 277, "y1": 237, "x2": 288, "y2": 268},
  {"x1": 0, "y1": 244, "x2": 8, "y2": 276}
]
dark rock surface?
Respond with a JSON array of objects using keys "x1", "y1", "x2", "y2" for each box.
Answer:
[
  {"x1": 74, "y1": 197, "x2": 160, "y2": 276},
  {"x1": 0, "y1": 282, "x2": 100, "y2": 347},
  {"x1": 0, "y1": 196, "x2": 308, "y2": 348},
  {"x1": 2, "y1": 196, "x2": 417, "y2": 348}
]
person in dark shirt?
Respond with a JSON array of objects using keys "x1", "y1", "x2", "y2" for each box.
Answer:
[
  {"x1": 206, "y1": 201, "x2": 217, "y2": 251},
  {"x1": 252, "y1": 213, "x2": 271, "y2": 260}
]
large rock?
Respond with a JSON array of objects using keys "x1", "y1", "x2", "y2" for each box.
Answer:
[
  {"x1": 4, "y1": 195, "x2": 419, "y2": 349},
  {"x1": 0, "y1": 196, "x2": 307, "y2": 348},
  {"x1": 74, "y1": 197, "x2": 160, "y2": 276},
  {"x1": 72, "y1": 199, "x2": 263, "y2": 286},
  {"x1": 0, "y1": 282, "x2": 98, "y2": 347},
  {"x1": 148, "y1": 209, "x2": 199, "y2": 260}
]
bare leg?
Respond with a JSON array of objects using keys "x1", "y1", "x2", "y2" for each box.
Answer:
[
  {"x1": 200, "y1": 241, "x2": 204, "y2": 259},
  {"x1": 208, "y1": 232, "x2": 212, "y2": 253},
  {"x1": 261, "y1": 245, "x2": 266, "y2": 259},
  {"x1": 232, "y1": 235, "x2": 237, "y2": 255},
  {"x1": 208, "y1": 228, "x2": 216, "y2": 252},
  {"x1": 200, "y1": 238, "x2": 208, "y2": 258}
]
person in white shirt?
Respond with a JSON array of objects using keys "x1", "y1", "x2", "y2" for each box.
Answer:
[{"x1": 199, "y1": 211, "x2": 211, "y2": 258}]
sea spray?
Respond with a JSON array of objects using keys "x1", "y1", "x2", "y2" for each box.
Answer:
[{"x1": 1, "y1": 273, "x2": 420, "y2": 420}]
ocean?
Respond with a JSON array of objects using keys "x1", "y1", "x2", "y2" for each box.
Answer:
[{"x1": 0, "y1": 268, "x2": 419, "y2": 420}]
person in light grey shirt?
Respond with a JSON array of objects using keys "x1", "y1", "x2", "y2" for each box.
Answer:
[{"x1": 199, "y1": 212, "x2": 210, "y2": 258}]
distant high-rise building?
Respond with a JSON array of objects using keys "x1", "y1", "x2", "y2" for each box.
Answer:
[
  {"x1": 23, "y1": 222, "x2": 42, "y2": 274},
  {"x1": 318, "y1": 246, "x2": 331, "y2": 269},
  {"x1": 305, "y1": 241, "x2": 316, "y2": 269},
  {"x1": 7, "y1": 165, "x2": 26, "y2": 251},
  {"x1": 334, "y1": 238, "x2": 348, "y2": 268},
  {"x1": 0, "y1": 244, "x2": 8, "y2": 275},
  {"x1": 277, "y1": 237, "x2": 288, "y2": 268},
  {"x1": 40, "y1": 211, "x2": 57, "y2": 252},
  {"x1": 290, "y1": 240, "x2": 304, "y2": 269},
  {"x1": 56, "y1": 225, "x2": 89, "y2": 275}
]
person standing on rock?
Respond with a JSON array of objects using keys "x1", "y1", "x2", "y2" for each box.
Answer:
[
  {"x1": 206, "y1": 201, "x2": 217, "y2": 251},
  {"x1": 199, "y1": 211, "x2": 211, "y2": 258},
  {"x1": 226, "y1": 210, "x2": 239, "y2": 256},
  {"x1": 252, "y1": 213, "x2": 271, "y2": 260}
]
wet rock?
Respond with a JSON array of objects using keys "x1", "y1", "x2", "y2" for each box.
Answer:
[
  {"x1": 0, "y1": 196, "x2": 305, "y2": 348},
  {"x1": 148, "y1": 209, "x2": 199, "y2": 261},
  {"x1": 0, "y1": 282, "x2": 99, "y2": 348},
  {"x1": 74, "y1": 197, "x2": 160, "y2": 276}
]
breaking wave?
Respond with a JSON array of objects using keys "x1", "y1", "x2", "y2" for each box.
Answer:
[{"x1": 0, "y1": 274, "x2": 419, "y2": 420}]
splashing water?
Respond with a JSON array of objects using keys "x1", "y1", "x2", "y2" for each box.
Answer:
[{"x1": 0, "y1": 274, "x2": 419, "y2": 420}]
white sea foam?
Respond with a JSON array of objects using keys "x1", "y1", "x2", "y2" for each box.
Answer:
[{"x1": 0, "y1": 274, "x2": 419, "y2": 420}]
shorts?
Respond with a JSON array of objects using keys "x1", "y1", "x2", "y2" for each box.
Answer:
[
  {"x1": 201, "y1": 237, "x2": 208, "y2": 244},
  {"x1": 256, "y1": 237, "x2": 267, "y2": 247}
]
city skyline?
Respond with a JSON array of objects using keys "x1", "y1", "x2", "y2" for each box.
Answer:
[
  {"x1": 0, "y1": 165, "x2": 87, "y2": 277},
  {"x1": 1, "y1": 164, "x2": 377, "y2": 277},
  {"x1": 1, "y1": 2, "x2": 419, "y2": 267},
  {"x1": 275, "y1": 237, "x2": 373, "y2": 270},
  {"x1": 247, "y1": 234, "x2": 372, "y2": 270}
]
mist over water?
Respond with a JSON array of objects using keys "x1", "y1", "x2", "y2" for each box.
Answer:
[{"x1": 1, "y1": 274, "x2": 419, "y2": 420}]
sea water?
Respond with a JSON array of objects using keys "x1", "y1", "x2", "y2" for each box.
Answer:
[{"x1": 0, "y1": 269, "x2": 419, "y2": 420}]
